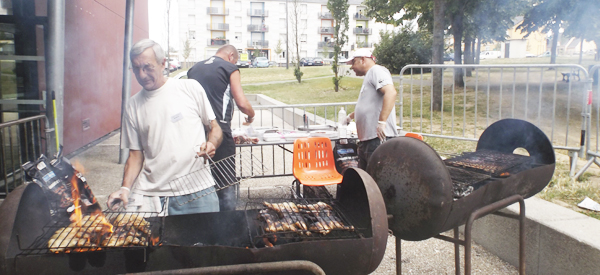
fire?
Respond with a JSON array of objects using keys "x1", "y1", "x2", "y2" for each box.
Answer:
[
  {"x1": 70, "y1": 172, "x2": 83, "y2": 226},
  {"x1": 150, "y1": 236, "x2": 160, "y2": 246}
]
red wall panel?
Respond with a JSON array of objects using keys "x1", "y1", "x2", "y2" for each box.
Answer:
[{"x1": 61, "y1": 0, "x2": 148, "y2": 155}]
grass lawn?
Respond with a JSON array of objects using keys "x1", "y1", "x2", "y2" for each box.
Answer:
[
  {"x1": 242, "y1": 59, "x2": 600, "y2": 220},
  {"x1": 169, "y1": 65, "x2": 335, "y2": 84}
]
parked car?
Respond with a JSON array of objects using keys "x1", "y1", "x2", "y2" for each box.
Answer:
[
  {"x1": 538, "y1": 51, "x2": 551, "y2": 58},
  {"x1": 164, "y1": 62, "x2": 177, "y2": 74},
  {"x1": 525, "y1": 52, "x2": 536, "y2": 58},
  {"x1": 167, "y1": 58, "x2": 181, "y2": 69},
  {"x1": 236, "y1": 60, "x2": 251, "y2": 68},
  {"x1": 172, "y1": 70, "x2": 189, "y2": 79},
  {"x1": 268, "y1": 61, "x2": 277, "y2": 67},
  {"x1": 300, "y1": 57, "x2": 319, "y2": 66},
  {"x1": 313, "y1": 57, "x2": 324, "y2": 66},
  {"x1": 443, "y1": 53, "x2": 454, "y2": 61},
  {"x1": 252, "y1": 57, "x2": 269, "y2": 68},
  {"x1": 480, "y1": 51, "x2": 502, "y2": 59}
]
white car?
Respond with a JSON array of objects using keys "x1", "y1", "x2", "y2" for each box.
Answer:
[{"x1": 480, "y1": 51, "x2": 502, "y2": 59}]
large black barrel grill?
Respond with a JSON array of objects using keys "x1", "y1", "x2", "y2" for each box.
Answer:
[
  {"x1": 367, "y1": 119, "x2": 556, "y2": 241},
  {"x1": 0, "y1": 151, "x2": 388, "y2": 275}
]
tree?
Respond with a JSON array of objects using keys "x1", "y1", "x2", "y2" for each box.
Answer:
[
  {"x1": 290, "y1": 0, "x2": 304, "y2": 83},
  {"x1": 274, "y1": 39, "x2": 283, "y2": 62},
  {"x1": 327, "y1": 0, "x2": 349, "y2": 92},
  {"x1": 562, "y1": 0, "x2": 600, "y2": 62},
  {"x1": 182, "y1": 38, "x2": 193, "y2": 68},
  {"x1": 518, "y1": 0, "x2": 574, "y2": 64},
  {"x1": 374, "y1": 28, "x2": 432, "y2": 74}
]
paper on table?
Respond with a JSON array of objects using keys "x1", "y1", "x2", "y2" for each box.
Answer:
[{"x1": 577, "y1": 197, "x2": 600, "y2": 212}]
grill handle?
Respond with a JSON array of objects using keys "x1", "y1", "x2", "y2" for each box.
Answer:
[{"x1": 124, "y1": 260, "x2": 326, "y2": 275}]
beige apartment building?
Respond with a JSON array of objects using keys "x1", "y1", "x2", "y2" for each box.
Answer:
[{"x1": 175, "y1": 0, "x2": 395, "y2": 63}]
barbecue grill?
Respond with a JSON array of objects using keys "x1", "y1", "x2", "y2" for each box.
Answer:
[
  {"x1": 0, "y1": 167, "x2": 388, "y2": 274},
  {"x1": 367, "y1": 118, "x2": 555, "y2": 241}
]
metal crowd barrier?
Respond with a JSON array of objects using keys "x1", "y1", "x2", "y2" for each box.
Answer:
[
  {"x1": 579, "y1": 65, "x2": 600, "y2": 178},
  {"x1": 0, "y1": 115, "x2": 46, "y2": 197},
  {"x1": 399, "y1": 64, "x2": 592, "y2": 177}
]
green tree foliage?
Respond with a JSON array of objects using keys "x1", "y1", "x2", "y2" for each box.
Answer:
[
  {"x1": 294, "y1": 66, "x2": 304, "y2": 83},
  {"x1": 373, "y1": 27, "x2": 432, "y2": 74},
  {"x1": 518, "y1": 0, "x2": 573, "y2": 64},
  {"x1": 327, "y1": 0, "x2": 349, "y2": 92},
  {"x1": 562, "y1": 0, "x2": 600, "y2": 61}
]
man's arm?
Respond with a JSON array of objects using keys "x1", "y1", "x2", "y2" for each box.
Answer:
[
  {"x1": 378, "y1": 84, "x2": 397, "y2": 122},
  {"x1": 230, "y1": 70, "x2": 255, "y2": 122},
  {"x1": 198, "y1": 120, "x2": 223, "y2": 159},
  {"x1": 376, "y1": 84, "x2": 398, "y2": 140},
  {"x1": 106, "y1": 149, "x2": 144, "y2": 210}
]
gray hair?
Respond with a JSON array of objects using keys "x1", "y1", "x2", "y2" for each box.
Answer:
[{"x1": 130, "y1": 39, "x2": 165, "y2": 64}]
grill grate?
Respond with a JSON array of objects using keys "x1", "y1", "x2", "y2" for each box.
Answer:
[
  {"x1": 19, "y1": 211, "x2": 160, "y2": 255},
  {"x1": 446, "y1": 166, "x2": 491, "y2": 199},
  {"x1": 169, "y1": 151, "x2": 268, "y2": 206},
  {"x1": 245, "y1": 195, "x2": 362, "y2": 247},
  {"x1": 444, "y1": 149, "x2": 531, "y2": 176}
]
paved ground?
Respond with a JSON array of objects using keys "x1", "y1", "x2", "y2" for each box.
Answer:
[{"x1": 66, "y1": 132, "x2": 517, "y2": 275}]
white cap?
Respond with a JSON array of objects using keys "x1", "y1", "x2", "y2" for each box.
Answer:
[
  {"x1": 341, "y1": 48, "x2": 375, "y2": 64},
  {"x1": 350, "y1": 48, "x2": 374, "y2": 59}
]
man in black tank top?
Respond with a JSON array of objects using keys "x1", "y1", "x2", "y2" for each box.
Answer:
[{"x1": 188, "y1": 45, "x2": 255, "y2": 211}]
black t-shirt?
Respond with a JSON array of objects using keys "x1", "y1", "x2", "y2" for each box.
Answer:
[{"x1": 188, "y1": 56, "x2": 239, "y2": 133}]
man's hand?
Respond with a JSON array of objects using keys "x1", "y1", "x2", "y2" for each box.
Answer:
[
  {"x1": 107, "y1": 187, "x2": 130, "y2": 211},
  {"x1": 377, "y1": 122, "x2": 386, "y2": 141},
  {"x1": 196, "y1": 141, "x2": 217, "y2": 159},
  {"x1": 344, "y1": 115, "x2": 352, "y2": 125},
  {"x1": 243, "y1": 116, "x2": 254, "y2": 126}
]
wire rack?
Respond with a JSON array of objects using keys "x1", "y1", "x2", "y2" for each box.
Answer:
[
  {"x1": 20, "y1": 211, "x2": 161, "y2": 255},
  {"x1": 169, "y1": 150, "x2": 268, "y2": 206}
]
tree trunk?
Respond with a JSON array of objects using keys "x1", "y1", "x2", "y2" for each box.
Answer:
[
  {"x1": 431, "y1": 0, "x2": 445, "y2": 112},
  {"x1": 464, "y1": 35, "x2": 473, "y2": 77},
  {"x1": 452, "y1": 12, "x2": 464, "y2": 87},
  {"x1": 476, "y1": 38, "x2": 481, "y2": 64},
  {"x1": 578, "y1": 37, "x2": 584, "y2": 65},
  {"x1": 550, "y1": 24, "x2": 559, "y2": 64}
]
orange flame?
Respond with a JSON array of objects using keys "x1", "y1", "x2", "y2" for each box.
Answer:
[
  {"x1": 151, "y1": 236, "x2": 160, "y2": 246},
  {"x1": 70, "y1": 174, "x2": 83, "y2": 226}
]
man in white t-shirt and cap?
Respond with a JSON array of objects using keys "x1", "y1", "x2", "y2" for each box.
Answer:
[
  {"x1": 343, "y1": 48, "x2": 398, "y2": 169},
  {"x1": 107, "y1": 39, "x2": 223, "y2": 216}
]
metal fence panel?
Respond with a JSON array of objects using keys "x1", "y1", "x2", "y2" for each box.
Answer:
[
  {"x1": 399, "y1": 64, "x2": 589, "y2": 154},
  {"x1": 0, "y1": 115, "x2": 46, "y2": 197}
]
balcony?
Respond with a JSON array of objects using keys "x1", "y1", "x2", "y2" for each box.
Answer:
[
  {"x1": 318, "y1": 41, "x2": 335, "y2": 48},
  {"x1": 248, "y1": 40, "x2": 269, "y2": 48},
  {"x1": 356, "y1": 42, "x2": 372, "y2": 48},
  {"x1": 353, "y1": 27, "x2": 372, "y2": 35},
  {"x1": 318, "y1": 27, "x2": 334, "y2": 34},
  {"x1": 207, "y1": 7, "x2": 229, "y2": 15},
  {"x1": 247, "y1": 24, "x2": 269, "y2": 32},
  {"x1": 247, "y1": 9, "x2": 268, "y2": 17},
  {"x1": 208, "y1": 38, "x2": 229, "y2": 46},
  {"x1": 354, "y1": 13, "x2": 368, "y2": 20},
  {"x1": 207, "y1": 23, "x2": 229, "y2": 31},
  {"x1": 318, "y1": 12, "x2": 333, "y2": 19}
]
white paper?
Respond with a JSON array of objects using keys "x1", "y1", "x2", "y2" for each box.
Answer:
[{"x1": 577, "y1": 197, "x2": 600, "y2": 212}]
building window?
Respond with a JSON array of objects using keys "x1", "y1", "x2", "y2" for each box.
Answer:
[
  {"x1": 279, "y1": 18, "x2": 285, "y2": 30},
  {"x1": 301, "y1": 19, "x2": 307, "y2": 29},
  {"x1": 280, "y1": 3, "x2": 285, "y2": 12},
  {"x1": 300, "y1": 34, "x2": 307, "y2": 42},
  {"x1": 235, "y1": 16, "x2": 242, "y2": 27},
  {"x1": 235, "y1": 32, "x2": 242, "y2": 43},
  {"x1": 235, "y1": 1, "x2": 242, "y2": 12},
  {"x1": 300, "y1": 4, "x2": 307, "y2": 15},
  {"x1": 188, "y1": 14, "x2": 195, "y2": 24},
  {"x1": 189, "y1": 30, "x2": 196, "y2": 40}
]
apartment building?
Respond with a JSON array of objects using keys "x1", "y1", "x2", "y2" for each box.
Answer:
[{"x1": 176, "y1": 0, "x2": 394, "y2": 63}]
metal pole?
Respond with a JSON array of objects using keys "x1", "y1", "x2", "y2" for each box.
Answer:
[
  {"x1": 119, "y1": 0, "x2": 135, "y2": 164},
  {"x1": 45, "y1": 0, "x2": 65, "y2": 156},
  {"x1": 285, "y1": 0, "x2": 289, "y2": 69},
  {"x1": 395, "y1": 236, "x2": 401, "y2": 274}
]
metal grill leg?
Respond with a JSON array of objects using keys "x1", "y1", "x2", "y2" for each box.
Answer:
[{"x1": 396, "y1": 236, "x2": 401, "y2": 274}]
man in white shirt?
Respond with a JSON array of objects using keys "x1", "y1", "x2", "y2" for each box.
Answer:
[
  {"x1": 344, "y1": 48, "x2": 398, "y2": 169},
  {"x1": 107, "y1": 39, "x2": 223, "y2": 215}
]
